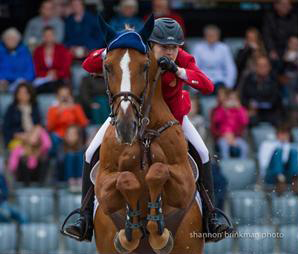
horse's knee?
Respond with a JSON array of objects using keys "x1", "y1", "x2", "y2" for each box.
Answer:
[
  {"x1": 116, "y1": 171, "x2": 141, "y2": 193},
  {"x1": 145, "y1": 163, "x2": 170, "y2": 186}
]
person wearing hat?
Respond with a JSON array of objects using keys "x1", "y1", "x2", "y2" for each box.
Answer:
[
  {"x1": 62, "y1": 17, "x2": 233, "y2": 243},
  {"x1": 109, "y1": 0, "x2": 144, "y2": 32}
]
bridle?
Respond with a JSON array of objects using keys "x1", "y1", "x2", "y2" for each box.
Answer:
[
  {"x1": 103, "y1": 52, "x2": 152, "y2": 128},
  {"x1": 103, "y1": 49, "x2": 179, "y2": 170}
]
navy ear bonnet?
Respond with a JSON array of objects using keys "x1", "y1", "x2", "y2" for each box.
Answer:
[
  {"x1": 98, "y1": 14, "x2": 155, "y2": 54},
  {"x1": 107, "y1": 31, "x2": 148, "y2": 54}
]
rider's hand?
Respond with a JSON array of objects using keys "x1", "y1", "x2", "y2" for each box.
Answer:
[{"x1": 158, "y1": 56, "x2": 178, "y2": 73}]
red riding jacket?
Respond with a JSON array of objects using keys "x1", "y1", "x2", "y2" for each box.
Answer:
[{"x1": 82, "y1": 48, "x2": 214, "y2": 123}]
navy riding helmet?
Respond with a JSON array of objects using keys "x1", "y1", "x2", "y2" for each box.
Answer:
[{"x1": 149, "y1": 18, "x2": 184, "y2": 46}]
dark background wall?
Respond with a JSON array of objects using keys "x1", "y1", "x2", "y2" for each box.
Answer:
[{"x1": 0, "y1": 0, "x2": 297, "y2": 38}]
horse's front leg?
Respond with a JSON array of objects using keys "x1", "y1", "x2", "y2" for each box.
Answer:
[
  {"x1": 113, "y1": 171, "x2": 143, "y2": 253},
  {"x1": 145, "y1": 162, "x2": 196, "y2": 254},
  {"x1": 145, "y1": 162, "x2": 174, "y2": 254}
]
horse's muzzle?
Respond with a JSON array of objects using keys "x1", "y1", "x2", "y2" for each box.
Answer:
[{"x1": 115, "y1": 118, "x2": 138, "y2": 145}]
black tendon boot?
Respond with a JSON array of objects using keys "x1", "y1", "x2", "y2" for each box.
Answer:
[
  {"x1": 61, "y1": 161, "x2": 94, "y2": 242},
  {"x1": 188, "y1": 143, "x2": 234, "y2": 242}
]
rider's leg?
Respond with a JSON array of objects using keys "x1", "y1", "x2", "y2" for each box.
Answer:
[
  {"x1": 62, "y1": 117, "x2": 111, "y2": 241},
  {"x1": 182, "y1": 116, "x2": 233, "y2": 242}
]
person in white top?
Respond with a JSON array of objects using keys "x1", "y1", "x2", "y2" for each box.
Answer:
[
  {"x1": 192, "y1": 25, "x2": 237, "y2": 90},
  {"x1": 258, "y1": 124, "x2": 298, "y2": 195}
]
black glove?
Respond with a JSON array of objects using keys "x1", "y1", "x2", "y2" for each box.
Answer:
[{"x1": 157, "y1": 56, "x2": 178, "y2": 73}]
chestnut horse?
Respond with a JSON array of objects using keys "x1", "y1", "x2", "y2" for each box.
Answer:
[{"x1": 93, "y1": 15, "x2": 204, "y2": 254}]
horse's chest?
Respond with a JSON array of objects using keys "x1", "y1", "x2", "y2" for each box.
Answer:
[{"x1": 118, "y1": 143, "x2": 166, "y2": 171}]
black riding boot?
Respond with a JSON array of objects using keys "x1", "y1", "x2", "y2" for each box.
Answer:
[
  {"x1": 62, "y1": 160, "x2": 94, "y2": 242},
  {"x1": 188, "y1": 142, "x2": 233, "y2": 242}
]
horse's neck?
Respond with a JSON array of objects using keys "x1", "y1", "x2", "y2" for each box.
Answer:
[
  {"x1": 148, "y1": 79, "x2": 175, "y2": 129},
  {"x1": 146, "y1": 51, "x2": 175, "y2": 129}
]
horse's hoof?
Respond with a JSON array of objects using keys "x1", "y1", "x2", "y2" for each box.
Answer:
[
  {"x1": 152, "y1": 231, "x2": 174, "y2": 254},
  {"x1": 113, "y1": 232, "x2": 130, "y2": 254}
]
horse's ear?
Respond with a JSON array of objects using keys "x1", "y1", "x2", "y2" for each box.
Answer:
[
  {"x1": 98, "y1": 14, "x2": 116, "y2": 45},
  {"x1": 138, "y1": 14, "x2": 155, "y2": 43}
]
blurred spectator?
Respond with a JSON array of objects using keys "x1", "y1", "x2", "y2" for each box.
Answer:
[
  {"x1": 188, "y1": 96, "x2": 207, "y2": 141},
  {"x1": 149, "y1": 0, "x2": 185, "y2": 33},
  {"x1": 33, "y1": 26, "x2": 72, "y2": 94},
  {"x1": 53, "y1": 0, "x2": 73, "y2": 18},
  {"x1": 279, "y1": 36, "x2": 298, "y2": 118},
  {"x1": 283, "y1": 36, "x2": 298, "y2": 76},
  {"x1": 0, "y1": 158, "x2": 28, "y2": 224},
  {"x1": 63, "y1": 125, "x2": 84, "y2": 192},
  {"x1": 2, "y1": 83, "x2": 41, "y2": 147},
  {"x1": 109, "y1": 0, "x2": 143, "y2": 32},
  {"x1": 24, "y1": 0, "x2": 64, "y2": 48},
  {"x1": 192, "y1": 25, "x2": 237, "y2": 90},
  {"x1": 236, "y1": 27, "x2": 267, "y2": 84},
  {"x1": 211, "y1": 89, "x2": 249, "y2": 159},
  {"x1": 2, "y1": 83, "x2": 51, "y2": 185},
  {"x1": 64, "y1": 0, "x2": 104, "y2": 57},
  {"x1": 259, "y1": 124, "x2": 298, "y2": 195},
  {"x1": 79, "y1": 76, "x2": 110, "y2": 124},
  {"x1": 7, "y1": 125, "x2": 51, "y2": 185},
  {"x1": 0, "y1": 28, "x2": 35, "y2": 92},
  {"x1": 263, "y1": 0, "x2": 298, "y2": 61},
  {"x1": 240, "y1": 55, "x2": 281, "y2": 126},
  {"x1": 47, "y1": 84, "x2": 88, "y2": 154}
]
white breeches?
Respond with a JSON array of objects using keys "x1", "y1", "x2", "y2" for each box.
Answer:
[
  {"x1": 181, "y1": 116, "x2": 209, "y2": 164},
  {"x1": 85, "y1": 117, "x2": 111, "y2": 163},
  {"x1": 85, "y1": 115, "x2": 209, "y2": 164}
]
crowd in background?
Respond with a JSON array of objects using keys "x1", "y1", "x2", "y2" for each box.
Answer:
[{"x1": 1, "y1": 0, "x2": 298, "y2": 224}]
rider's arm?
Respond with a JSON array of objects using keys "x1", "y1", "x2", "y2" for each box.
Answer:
[
  {"x1": 82, "y1": 48, "x2": 106, "y2": 74},
  {"x1": 177, "y1": 56, "x2": 214, "y2": 95}
]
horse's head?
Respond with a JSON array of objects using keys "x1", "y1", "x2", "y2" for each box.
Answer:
[{"x1": 98, "y1": 15, "x2": 155, "y2": 144}]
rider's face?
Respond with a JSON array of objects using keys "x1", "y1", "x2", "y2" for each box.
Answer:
[{"x1": 153, "y1": 43, "x2": 179, "y2": 61}]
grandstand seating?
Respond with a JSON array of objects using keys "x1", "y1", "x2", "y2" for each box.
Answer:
[
  {"x1": 220, "y1": 159, "x2": 257, "y2": 191},
  {"x1": 251, "y1": 124, "x2": 276, "y2": 149},
  {"x1": 64, "y1": 238, "x2": 97, "y2": 254},
  {"x1": 280, "y1": 225, "x2": 298, "y2": 254},
  {"x1": 229, "y1": 190, "x2": 269, "y2": 225},
  {"x1": 36, "y1": 94, "x2": 56, "y2": 124},
  {"x1": 0, "y1": 93, "x2": 12, "y2": 126},
  {"x1": 58, "y1": 190, "x2": 82, "y2": 224},
  {"x1": 205, "y1": 238, "x2": 233, "y2": 254},
  {"x1": 20, "y1": 223, "x2": 59, "y2": 254},
  {"x1": 16, "y1": 188, "x2": 55, "y2": 222},
  {"x1": 272, "y1": 193, "x2": 298, "y2": 225},
  {"x1": 237, "y1": 225, "x2": 275, "y2": 254},
  {"x1": 0, "y1": 223, "x2": 17, "y2": 254}
]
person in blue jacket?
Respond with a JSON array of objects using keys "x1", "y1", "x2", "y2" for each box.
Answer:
[
  {"x1": 0, "y1": 28, "x2": 35, "y2": 92},
  {"x1": 109, "y1": 0, "x2": 144, "y2": 32},
  {"x1": 64, "y1": 0, "x2": 104, "y2": 57}
]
